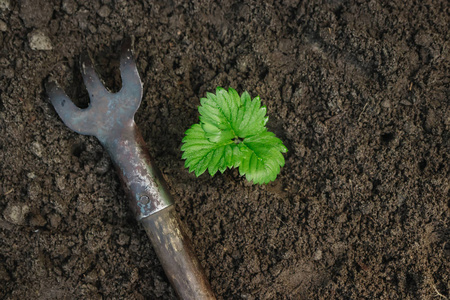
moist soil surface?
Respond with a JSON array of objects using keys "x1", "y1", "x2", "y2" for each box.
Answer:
[{"x1": 1, "y1": 0, "x2": 449, "y2": 299}]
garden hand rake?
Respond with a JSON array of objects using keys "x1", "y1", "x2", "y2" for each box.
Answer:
[{"x1": 45, "y1": 37, "x2": 215, "y2": 299}]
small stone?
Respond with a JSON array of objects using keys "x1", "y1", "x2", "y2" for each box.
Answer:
[
  {"x1": 400, "y1": 99, "x2": 412, "y2": 106},
  {"x1": 94, "y1": 156, "x2": 110, "y2": 175},
  {"x1": 28, "y1": 30, "x2": 53, "y2": 51},
  {"x1": 313, "y1": 249, "x2": 322, "y2": 261},
  {"x1": 0, "y1": 20, "x2": 6, "y2": 32},
  {"x1": 81, "y1": 202, "x2": 93, "y2": 215},
  {"x1": 236, "y1": 55, "x2": 251, "y2": 73},
  {"x1": 117, "y1": 233, "x2": 130, "y2": 246},
  {"x1": 0, "y1": 0, "x2": 10, "y2": 10},
  {"x1": 97, "y1": 23, "x2": 110, "y2": 35},
  {"x1": 88, "y1": 24, "x2": 97, "y2": 34},
  {"x1": 313, "y1": 121, "x2": 326, "y2": 134},
  {"x1": 31, "y1": 141, "x2": 44, "y2": 157},
  {"x1": 360, "y1": 202, "x2": 374, "y2": 215},
  {"x1": 130, "y1": 268, "x2": 139, "y2": 283},
  {"x1": 0, "y1": 57, "x2": 8, "y2": 67},
  {"x1": 415, "y1": 31, "x2": 432, "y2": 47},
  {"x1": 381, "y1": 100, "x2": 391, "y2": 108},
  {"x1": 61, "y1": 0, "x2": 77, "y2": 15},
  {"x1": 55, "y1": 175, "x2": 66, "y2": 191},
  {"x1": 337, "y1": 213, "x2": 347, "y2": 223},
  {"x1": 426, "y1": 109, "x2": 438, "y2": 130},
  {"x1": 97, "y1": 5, "x2": 111, "y2": 18},
  {"x1": 27, "y1": 182, "x2": 41, "y2": 201},
  {"x1": 49, "y1": 214, "x2": 61, "y2": 228},
  {"x1": 2, "y1": 68, "x2": 14, "y2": 79},
  {"x1": 76, "y1": 9, "x2": 90, "y2": 30},
  {"x1": 85, "y1": 269, "x2": 98, "y2": 283},
  {"x1": 78, "y1": 194, "x2": 94, "y2": 214},
  {"x1": 3, "y1": 203, "x2": 29, "y2": 225}
]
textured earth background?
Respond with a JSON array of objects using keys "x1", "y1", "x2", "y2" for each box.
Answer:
[{"x1": 0, "y1": 0, "x2": 449, "y2": 299}]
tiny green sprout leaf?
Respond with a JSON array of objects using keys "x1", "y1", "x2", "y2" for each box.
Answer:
[{"x1": 182, "y1": 87, "x2": 287, "y2": 184}]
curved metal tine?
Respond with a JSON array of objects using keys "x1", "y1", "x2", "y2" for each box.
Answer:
[
  {"x1": 118, "y1": 37, "x2": 143, "y2": 109},
  {"x1": 45, "y1": 79, "x2": 95, "y2": 136},
  {"x1": 80, "y1": 52, "x2": 110, "y2": 105}
]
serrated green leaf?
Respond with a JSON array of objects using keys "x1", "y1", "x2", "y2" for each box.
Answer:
[
  {"x1": 237, "y1": 131, "x2": 287, "y2": 184},
  {"x1": 234, "y1": 94, "x2": 268, "y2": 138},
  {"x1": 181, "y1": 123, "x2": 234, "y2": 176},
  {"x1": 181, "y1": 88, "x2": 287, "y2": 184}
]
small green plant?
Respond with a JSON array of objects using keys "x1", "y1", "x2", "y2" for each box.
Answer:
[{"x1": 181, "y1": 87, "x2": 287, "y2": 184}]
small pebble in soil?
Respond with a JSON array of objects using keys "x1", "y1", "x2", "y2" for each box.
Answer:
[
  {"x1": 0, "y1": 0, "x2": 10, "y2": 10},
  {"x1": 337, "y1": 213, "x2": 347, "y2": 223},
  {"x1": 49, "y1": 214, "x2": 61, "y2": 228},
  {"x1": 85, "y1": 269, "x2": 98, "y2": 283},
  {"x1": 117, "y1": 232, "x2": 130, "y2": 246},
  {"x1": 400, "y1": 99, "x2": 412, "y2": 106},
  {"x1": 381, "y1": 99, "x2": 391, "y2": 108},
  {"x1": 313, "y1": 249, "x2": 322, "y2": 261},
  {"x1": 97, "y1": 5, "x2": 111, "y2": 18},
  {"x1": 62, "y1": 0, "x2": 77, "y2": 15},
  {"x1": 3, "y1": 203, "x2": 29, "y2": 225},
  {"x1": 80, "y1": 202, "x2": 94, "y2": 215},
  {"x1": 0, "y1": 20, "x2": 7, "y2": 32},
  {"x1": 0, "y1": 57, "x2": 8, "y2": 67},
  {"x1": 31, "y1": 141, "x2": 44, "y2": 157},
  {"x1": 28, "y1": 30, "x2": 53, "y2": 51},
  {"x1": 55, "y1": 175, "x2": 66, "y2": 191},
  {"x1": 76, "y1": 9, "x2": 90, "y2": 30},
  {"x1": 27, "y1": 182, "x2": 42, "y2": 201},
  {"x1": 94, "y1": 156, "x2": 110, "y2": 175},
  {"x1": 3, "y1": 68, "x2": 14, "y2": 78}
]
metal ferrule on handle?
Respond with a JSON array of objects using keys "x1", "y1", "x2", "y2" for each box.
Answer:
[{"x1": 101, "y1": 120, "x2": 173, "y2": 219}]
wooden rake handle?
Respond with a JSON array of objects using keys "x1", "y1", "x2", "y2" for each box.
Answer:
[{"x1": 142, "y1": 206, "x2": 216, "y2": 299}]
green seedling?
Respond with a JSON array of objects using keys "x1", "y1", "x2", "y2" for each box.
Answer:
[{"x1": 181, "y1": 87, "x2": 287, "y2": 184}]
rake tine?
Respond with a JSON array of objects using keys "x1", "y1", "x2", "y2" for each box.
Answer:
[
  {"x1": 80, "y1": 52, "x2": 110, "y2": 103},
  {"x1": 45, "y1": 78, "x2": 94, "y2": 136},
  {"x1": 119, "y1": 37, "x2": 143, "y2": 102}
]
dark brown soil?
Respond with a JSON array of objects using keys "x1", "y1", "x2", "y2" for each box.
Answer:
[{"x1": 1, "y1": 0, "x2": 449, "y2": 299}]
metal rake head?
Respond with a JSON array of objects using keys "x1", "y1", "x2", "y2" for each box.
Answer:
[{"x1": 45, "y1": 37, "x2": 143, "y2": 142}]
